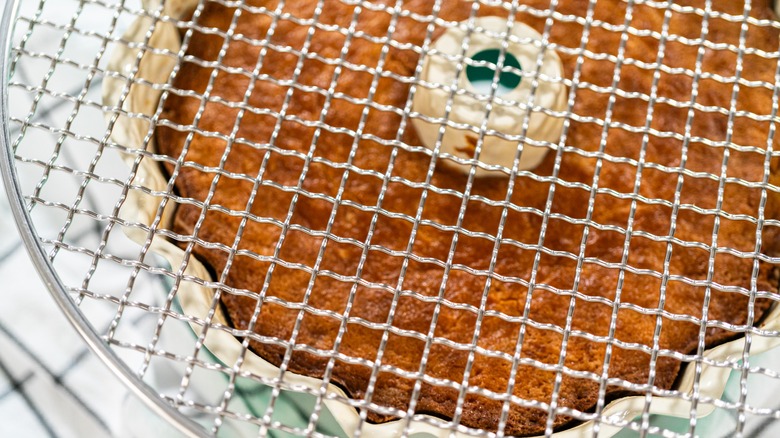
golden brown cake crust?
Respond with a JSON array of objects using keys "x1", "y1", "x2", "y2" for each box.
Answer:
[{"x1": 157, "y1": 1, "x2": 780, "y2": 435}]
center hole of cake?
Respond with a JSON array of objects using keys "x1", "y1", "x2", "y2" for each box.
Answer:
[{"x1": 466, "y1": 49, "x2": 522, "y2": 96}]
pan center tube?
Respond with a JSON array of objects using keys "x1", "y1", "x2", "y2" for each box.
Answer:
[{"x1": 412, "y1": 16, "x2": 568, "y2": 176}]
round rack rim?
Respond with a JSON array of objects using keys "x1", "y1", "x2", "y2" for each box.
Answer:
[{"x1": 0, "y1": 1, "x2": 207, "y2": 436}]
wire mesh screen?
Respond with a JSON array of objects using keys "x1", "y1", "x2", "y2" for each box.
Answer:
[{"x1": 6, "y1": 0, "x2": 780, "y2": 437}]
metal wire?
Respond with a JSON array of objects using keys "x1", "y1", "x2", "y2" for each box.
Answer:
[{"x1": 4, "y1": 0, "x2": 780, "y2": 437}]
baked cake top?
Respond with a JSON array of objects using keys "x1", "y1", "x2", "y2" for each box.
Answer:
[{"x1": 157, "y1": 1, "x2": 780, "y2": 434}]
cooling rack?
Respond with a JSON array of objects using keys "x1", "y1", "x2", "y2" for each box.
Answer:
[{"x1": 4, "y1": 0, "x2": 780, "y2": 437}]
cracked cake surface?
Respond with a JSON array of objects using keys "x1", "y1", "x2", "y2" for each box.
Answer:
[{"x1": 157, "y1": 0, "x2": 780, "y2": 434}]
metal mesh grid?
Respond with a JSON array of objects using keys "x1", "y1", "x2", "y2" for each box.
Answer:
[{"x1": 5, "y1": 0, "x2": 780, "y2": 437}]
